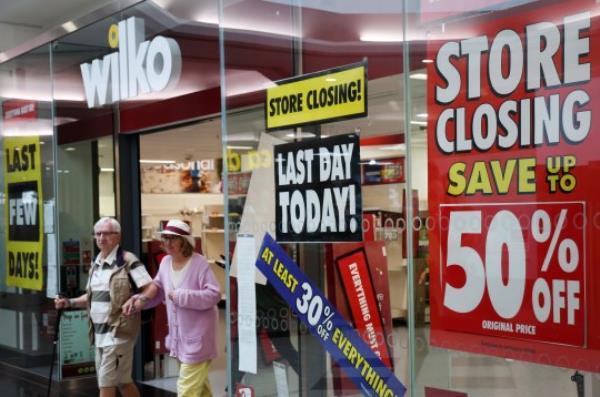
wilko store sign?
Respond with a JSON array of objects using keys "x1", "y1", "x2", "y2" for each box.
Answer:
[
  {"x1": 80, "y1": 17, "x2": 181, "y2": 108},
  {"x1": 428, "y1": 1, "x2": 600, "y2": 372}
]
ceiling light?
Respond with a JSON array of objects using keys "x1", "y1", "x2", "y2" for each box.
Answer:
[
  {"x1": 285, "y1": 132, "x2": 316, "y2": 139},
  {"x1": 379, "y1": 144, "x2": 406, "y2": 151},
  {"x1": 360, "y1": 33, "x2": 403, "y2": 42},
  {"x1": 100, "y1": 168, "x2": 115, "y2": 172},
  {"x1": 422, "y1": 59, "x2": 433, "y2": 63},
  {"x1": 410, "y1": 73, "x2": 427, "y2": 80},
  {"x1": 61, "y1": 21, "x2": 77, "y2": 33},
  {"x1": 227, "y1": 145, "x2": 254, "y2": 150},
  {"x1": 410, "y1": 121, "x2": 427, "y2": 126},
  {"x1": 416, "y1": 113, "x2": 428, "y2": 118},
  {"x1": 3, "y1": 129, "x2": 53, "y2": 137},
  {"x1": 65, "y1": 147, "x2": 76, "y2": 151},
  {"x1": 369, "y1": 159, "x2": 377, "y2": 165},
  {"x1": 227, "y1": 132, "x2": 259, "y2": 142},
  {"x1": 140, "y1": 159, "x2": 176, "y2": 164}
]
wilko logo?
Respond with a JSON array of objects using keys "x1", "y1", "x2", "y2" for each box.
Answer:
[{"x1": 80, "y1": 17, "x2": 181, "y2": 108}]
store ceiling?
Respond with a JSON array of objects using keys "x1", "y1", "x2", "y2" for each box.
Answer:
[
  {"x1": 0, "y1": 0, "x2": 114, "y2": 53},
  {"x1": 0, "y1": 0, "x2": 98, "y2": 27},
  {"x1": 0, "y1": 0, "x2": 427, "y2": 162},
  {"x1": 140, "y1": 119, "x2": 222, "y2": 163},
  {"x1": 139, "y1": 73, "x2": 427, "y2": 164}
]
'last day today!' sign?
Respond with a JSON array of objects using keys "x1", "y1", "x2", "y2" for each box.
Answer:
[
  {"x1": 266, "y1": 61, "x2": 367, "y2": 130},
  {"x1": 274, "y1": 133, "x2": 362, "y2": 242},
  {"x1": 4, "y1": 136, "x2": 44, "y2": 291}
]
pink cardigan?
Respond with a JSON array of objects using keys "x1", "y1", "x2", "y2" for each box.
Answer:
[{"x1": 145, "y1": 252, "x2": 221, "y2": 364}]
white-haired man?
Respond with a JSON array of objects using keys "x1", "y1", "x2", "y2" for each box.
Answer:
[{"x1": 55, "y1": 217, "x2": 152, "y2": 397}]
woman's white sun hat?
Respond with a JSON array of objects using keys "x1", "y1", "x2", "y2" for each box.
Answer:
[{"x1": 157, "y1": 219, "x2": 195, "y2": 247}]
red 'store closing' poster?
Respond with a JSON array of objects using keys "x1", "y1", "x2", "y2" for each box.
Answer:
[{"x1": 427, "y1": 0, "x2": 600, "y2": 371}]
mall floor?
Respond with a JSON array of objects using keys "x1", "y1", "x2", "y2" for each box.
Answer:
[
  {"x1": 0, "y1": 323, "x2": 590, "y2": 397},
  {"x1": 0, "y1": 375, "x2": 176, "y2": 397}
]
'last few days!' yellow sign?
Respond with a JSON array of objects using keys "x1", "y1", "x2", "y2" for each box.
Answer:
[
  {"x1": 4, "y1": 136, "x2": 44, "y2": 291},
  {"x1": 266, "y1": 61, "x2": 367, "y2": 130}
]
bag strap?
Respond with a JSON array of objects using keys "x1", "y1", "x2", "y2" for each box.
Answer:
[{"x1": 116, "y1": 248, "x2": 138, "y2": 292}]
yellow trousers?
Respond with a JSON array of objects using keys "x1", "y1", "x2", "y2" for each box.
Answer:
[{"x1": 177, "y1": 360, "x2": 213, "y2": 397}]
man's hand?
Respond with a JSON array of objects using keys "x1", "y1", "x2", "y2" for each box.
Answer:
[
  {"x1": 54, "y1": 295, "x2": 69, "y2": 310},
  {"x1": 122, "y1": 296, "x2": 148, "y2": 315},
  {"x1": 122, "y1": 297, "x2": 136, "y2": 316}
]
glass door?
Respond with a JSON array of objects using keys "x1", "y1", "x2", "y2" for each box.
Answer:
[{"x1": 221, "y1": 1, "x2": 408, "y2": 395}]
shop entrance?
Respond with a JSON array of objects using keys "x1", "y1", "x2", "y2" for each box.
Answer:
[{"x1": 137, "y1": 118, "x2": 227, "y2": 394}]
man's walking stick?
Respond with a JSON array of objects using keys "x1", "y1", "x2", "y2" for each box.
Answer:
[{"x1": 47, "y1": 306, "x2": 63, "y2": 397}]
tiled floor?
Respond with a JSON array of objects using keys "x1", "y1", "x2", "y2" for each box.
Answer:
[
  {"x1": 0, "y1": 324, "x2": 595, "y2": 396},
  {"x1": 141, "y1": 368, "x2": 226, "y2": 395},
  {"x1": 413, "y1": 326, "x2": 590, "y2": 397},
  {"x1": 0, "y1": 375, "x2": 176, "y2": 397}
]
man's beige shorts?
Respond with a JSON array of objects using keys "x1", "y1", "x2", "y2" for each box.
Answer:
[{"x1": 95, "y1": 340, "x2": 135, "y2": 388}]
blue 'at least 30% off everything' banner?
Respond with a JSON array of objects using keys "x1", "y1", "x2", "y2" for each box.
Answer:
[{"x1": 255, "y1": 233, "x2": 406, "y2": 397}]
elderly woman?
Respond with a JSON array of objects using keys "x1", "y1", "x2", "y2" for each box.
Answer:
[{"x1": 123, "y1": 219, "x2": 221, "y2": 397}]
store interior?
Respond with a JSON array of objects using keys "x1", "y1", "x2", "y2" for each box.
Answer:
[
  {"x1": 55, "y1": 65, "x2": 581, "y2": 396},
  {"x1": 126, "y1": 72, "x2": 429, "y2": 394}
]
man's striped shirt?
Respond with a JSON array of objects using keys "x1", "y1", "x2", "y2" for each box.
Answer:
[{"x1": 88, "y1": 245, "x2": 152, "y2": 347}]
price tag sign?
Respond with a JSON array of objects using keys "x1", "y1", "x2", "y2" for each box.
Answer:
[
  {"x1": 439, "y1": 202, "x2": 585, "y2": 346},
  {"x1": 426, "y1": 0, "x2": 600, "y2": 372}
]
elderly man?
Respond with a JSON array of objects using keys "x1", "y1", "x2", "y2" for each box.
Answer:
[{"x1": 55, "y1": 217, "x2": 152, "y2": 397}]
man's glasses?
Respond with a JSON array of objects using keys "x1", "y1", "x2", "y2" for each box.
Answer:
[{"x1": 93, "y1": 231, "x2": 118, "y2": 238}]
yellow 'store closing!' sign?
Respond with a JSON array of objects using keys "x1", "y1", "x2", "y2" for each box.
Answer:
[
  {"x1": 4, "y1": 136, "x2": 44, "y2": 291},
  {"x1": 266, "y1": 61, "x2": 367, "y2": 130}
]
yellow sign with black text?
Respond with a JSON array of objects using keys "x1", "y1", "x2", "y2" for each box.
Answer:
[
  {"x1": 266, "y1": 61, "x2": 367, "y2": 130},
  {"x1": 4, "y1": 136, "x2": 44, "y2": 291}
]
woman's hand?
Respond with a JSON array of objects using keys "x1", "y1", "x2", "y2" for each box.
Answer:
[
  {"x1": 122, "y1": 297, "x2": 136, "y2": 316},
  {"x1": 133, "y1": 298, "x2": 146, "y2": 312},
  {"x1": 168, "y1": 290, "x2": 177, "y2": 302}
]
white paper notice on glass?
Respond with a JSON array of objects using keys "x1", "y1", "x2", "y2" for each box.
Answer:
[
  {"x1": 46, "y1": 233, "x2": 58, "y2": 299},
  {"x1": 273, "y1": 361, "x2": 289, "y2": 397},
  {"x1": 44, "y1": 201, "x2": 54, "y2": 234},
  {"x1": 237, "y1": 234, "x2": 257, "y2": 374}
]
